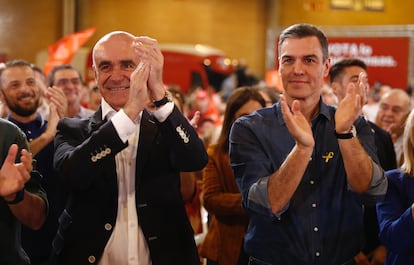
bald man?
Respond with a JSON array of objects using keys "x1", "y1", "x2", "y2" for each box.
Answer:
[
  {"x1": 375, "y1": 89, "x2": 411, "y2": 165},
  {"x1": 51, "y1": 31, "x2": 208, "y2": 265}
]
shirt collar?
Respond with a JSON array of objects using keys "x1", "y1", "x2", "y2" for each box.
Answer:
[
  {"x1": 276, "y1": 97, "x2": 332, "y2": 126},
  {"x1": 101, "y1": 98, "x2": 116, "y2": 120},
  {"x1": 8, "y1": 112, "x2": 45, "y2": 128},
  {"x1": 318, "y1": 99, "x2": 332, "y2": 121}
]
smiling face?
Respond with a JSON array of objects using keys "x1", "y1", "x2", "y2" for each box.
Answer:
[
  {"x1": 53, "y1": 68, "x2": 83, "y2": 106},
  {"x1": 375, "y1": 90, "x2": 411, "y2": 135},
  {"x1": 92, "y1": 32, "x2": 137, "y2": 111},
  {"x1": 278, "y1": 36, "x2": 330, "y2": 104},
  {"x1": 0, "y1": 65, "x2": 39, "y2": 118}
]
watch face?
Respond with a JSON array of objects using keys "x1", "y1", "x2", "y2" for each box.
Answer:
[{"x1": 351, "y1": 125, "x2": 357, "y2": 137}]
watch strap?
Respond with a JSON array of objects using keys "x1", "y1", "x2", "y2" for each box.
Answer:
[
  {"x1": 335, "y1": 125, "x2": 356, "y2": 139},
  {"x1": 335, "y1": 131, "x2": 354, "y2": 139},
  {"x1": 4, "y1": 189, "x2": 25, "y2": 204},
  {"x1": 153, "y1": 96, "x2": 171, "y2": 108}
]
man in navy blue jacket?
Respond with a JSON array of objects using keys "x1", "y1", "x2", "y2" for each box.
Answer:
[{"x1": 51, "y1": 31, "x2": 208, "y2": 265}]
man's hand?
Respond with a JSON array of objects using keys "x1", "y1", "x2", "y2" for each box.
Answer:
[
  {"x1": 123, "y1": 61, "x2": 150, "y2": 121},
  {"x1": 44, "y1": 103, "x2": 59, "y2": 138},
  {"x1": 134, "y1": 36, "x2": 165, "y2": 101},
  {"x1": 0, "y1": 144, "x2": 31, "y2": 199},
  {"x1": 335, "y1": 72, "x2": 367, "y2": 133},
  {"x1": 46, "y1": 86, "x2": 68, "y2": 118},
  {"x1": 354, "y1": 251, "x2": 372, "y2": 265},
  {"x1": 280, "y1": 95, "x2": 314, "y2": 149}
]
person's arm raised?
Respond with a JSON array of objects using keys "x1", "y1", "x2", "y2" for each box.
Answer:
[
  {"x1": 267, "y1": 96, "x2": 314, "y2": 213},
  {"x1": 335, "y1": 73, "x2": 372, "y2": 192}
]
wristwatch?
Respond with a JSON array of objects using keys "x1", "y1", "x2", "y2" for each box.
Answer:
[
  {"x1": 335, "y1": 125, "x2": 356, "y2": 139},
  {"x1": 153, "y1": 95, "x2": 171, "y2": 108},
  {"x1": 4, "y1": 189, "x2": 25, "y2": 204}
]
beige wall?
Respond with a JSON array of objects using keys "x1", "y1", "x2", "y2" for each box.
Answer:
[
  {"x1": 77, "y1": 0, "x2": 268, "y2": 79},
  {"x1": 0, "y1": 0, "x2": 61, "y2": 64},
  {"x1": 279, "y1": 0, "x2": 414, "y2": 28},
  {"x1": 1, "y1": 0, "x2": 414, "y2": 80}
]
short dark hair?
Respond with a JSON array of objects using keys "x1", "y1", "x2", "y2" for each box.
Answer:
[
  {"x1": 278, "y1": 23, "x2": 329, "y2": 62},
  {"x1": 0, "y1": 60, "x2": 33, "y2": 89},
  {"x1": 48, "y1": 64, "x2": 83, "y2": 87},
  {"x1": 329, "y1": 58, "x2": 367, "y2": 84}
]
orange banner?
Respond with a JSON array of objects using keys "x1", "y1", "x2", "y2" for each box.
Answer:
[{"x1": 43, "y1": 27, "x2": 96, "y2": 76}]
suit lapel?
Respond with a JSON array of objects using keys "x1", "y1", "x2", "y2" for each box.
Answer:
[
  {"x1": 89, "y1": 107, "x2": 105, "y2": 132},
  {"x1": 136, "y1": 110, "x2": 158, "y2": 184}
]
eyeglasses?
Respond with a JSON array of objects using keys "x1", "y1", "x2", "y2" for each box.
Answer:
[{"x1": 56, "y1": 78, "x2": 81, "y2": 87}]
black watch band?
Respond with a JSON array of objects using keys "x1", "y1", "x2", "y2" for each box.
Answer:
[
  {"x1": 4, "y1": 189, "x2": 25, "y2": 204},
  {"x1": 153, "y1": 96, "x2": 170, "y2": 108},
  {"x1": 335, "y1": 131, "x2": 354, "y2": 139},
  {"x1": 335, "y1": 125, "x2": 356, "y2": 139}
]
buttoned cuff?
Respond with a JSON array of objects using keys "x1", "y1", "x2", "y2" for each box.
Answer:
[{"x1": 152, "y1": 102, "x2": 174, "y2": 122}]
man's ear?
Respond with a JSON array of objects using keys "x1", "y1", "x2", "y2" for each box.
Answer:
[
  {"x1": 330, "y1": 82, "x2": 336, "y2": 93},
  {"x1": 330, "y1": 82, "x2": 339, "y2": 95}
]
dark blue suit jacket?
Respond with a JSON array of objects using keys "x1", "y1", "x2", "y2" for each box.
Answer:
[{"x1": 51, "y1": 107, "x2": 208, "y2": 265}]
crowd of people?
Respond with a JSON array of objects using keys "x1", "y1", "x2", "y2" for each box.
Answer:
[{"x1": 0, "y1": 23, "x2": 414, "y2": 265}]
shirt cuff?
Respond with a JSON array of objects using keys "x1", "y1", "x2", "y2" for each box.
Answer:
[
  {"x1": 111, "y1": 109, "x2": 137, "y2": 143},
  {"x1": 152, "y1": 102, "x2": 174, "y2": 123},
  {"x1": 247, "y1": 175, "x2": 291, "y2": 220},
  {"x1": 368, "y1": 161, "x2": 388, "y2": 196}
]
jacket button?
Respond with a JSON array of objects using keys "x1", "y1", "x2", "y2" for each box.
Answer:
[
  {"x1": 88, "y1": 255, "x2": 96, "y2": 263},
  {"x1": 104, "y1": 223, "x2": 112, "y2": 231},
  {"x1": 105, "y1": 147, "x2": 111, "y2": 155}
]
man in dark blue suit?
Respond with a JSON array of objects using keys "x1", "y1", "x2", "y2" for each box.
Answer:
[{"x1": 51, "y1": 31, "x2": 208, "y2": 265}]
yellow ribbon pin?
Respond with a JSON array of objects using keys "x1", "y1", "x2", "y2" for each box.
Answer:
[{"x1": 322, "y1": 152, "x2": 334, "y2": 163}]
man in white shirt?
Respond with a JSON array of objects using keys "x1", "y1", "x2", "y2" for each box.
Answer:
[{"x1": 50, "y1": 31, "x2": 208, "y2": 265}]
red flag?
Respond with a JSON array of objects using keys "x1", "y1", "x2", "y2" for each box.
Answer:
[{"x1": 43, "y1": 27, "x2": 96, "y2": 75}]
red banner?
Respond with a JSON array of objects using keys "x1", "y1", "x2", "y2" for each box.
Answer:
[
  {"x1": 328, "y1": 37, "x2": 410, "y2": 89},
  {"x1": 275, "y1": 36, "x2": 410, "y2": 89},
  {"x1": 43, "y1": 27, "x2": 96, "y2": 76}
]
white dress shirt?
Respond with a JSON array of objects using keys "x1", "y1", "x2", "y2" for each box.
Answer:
[{"x1": 98, "y1": 99, "x2": 173, "y2": 265}]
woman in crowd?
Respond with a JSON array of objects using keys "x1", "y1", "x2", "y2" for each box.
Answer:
[
  {"x1": 377, "y1": 108, "x2": 414, "y2": 264},
  {"x1": 200, "y1": 86, "x2": 266, "y2": 265}
]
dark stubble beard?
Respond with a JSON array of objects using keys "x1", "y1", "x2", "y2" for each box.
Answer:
[{"x1": 2, "y1": 94, "x2": 39, "y2": 117}]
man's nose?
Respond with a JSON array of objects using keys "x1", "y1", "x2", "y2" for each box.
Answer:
[
  {"x1": 110, "y1": 66, "x2": 127, "y2": 80},
  {"x1": 293, "y1": 61, "x2": 305, "y2": 74}
]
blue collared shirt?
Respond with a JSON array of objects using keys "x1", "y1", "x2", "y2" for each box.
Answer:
[
  {"x1": 376, "y1": 169, "x2": 414, "y2": 265},
  {"x1": 8, "y1": 114, "x2": 64, "y2": 258},
  {"x1": 229, "y1": 100, "x2": 387, "y2": 265}
]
